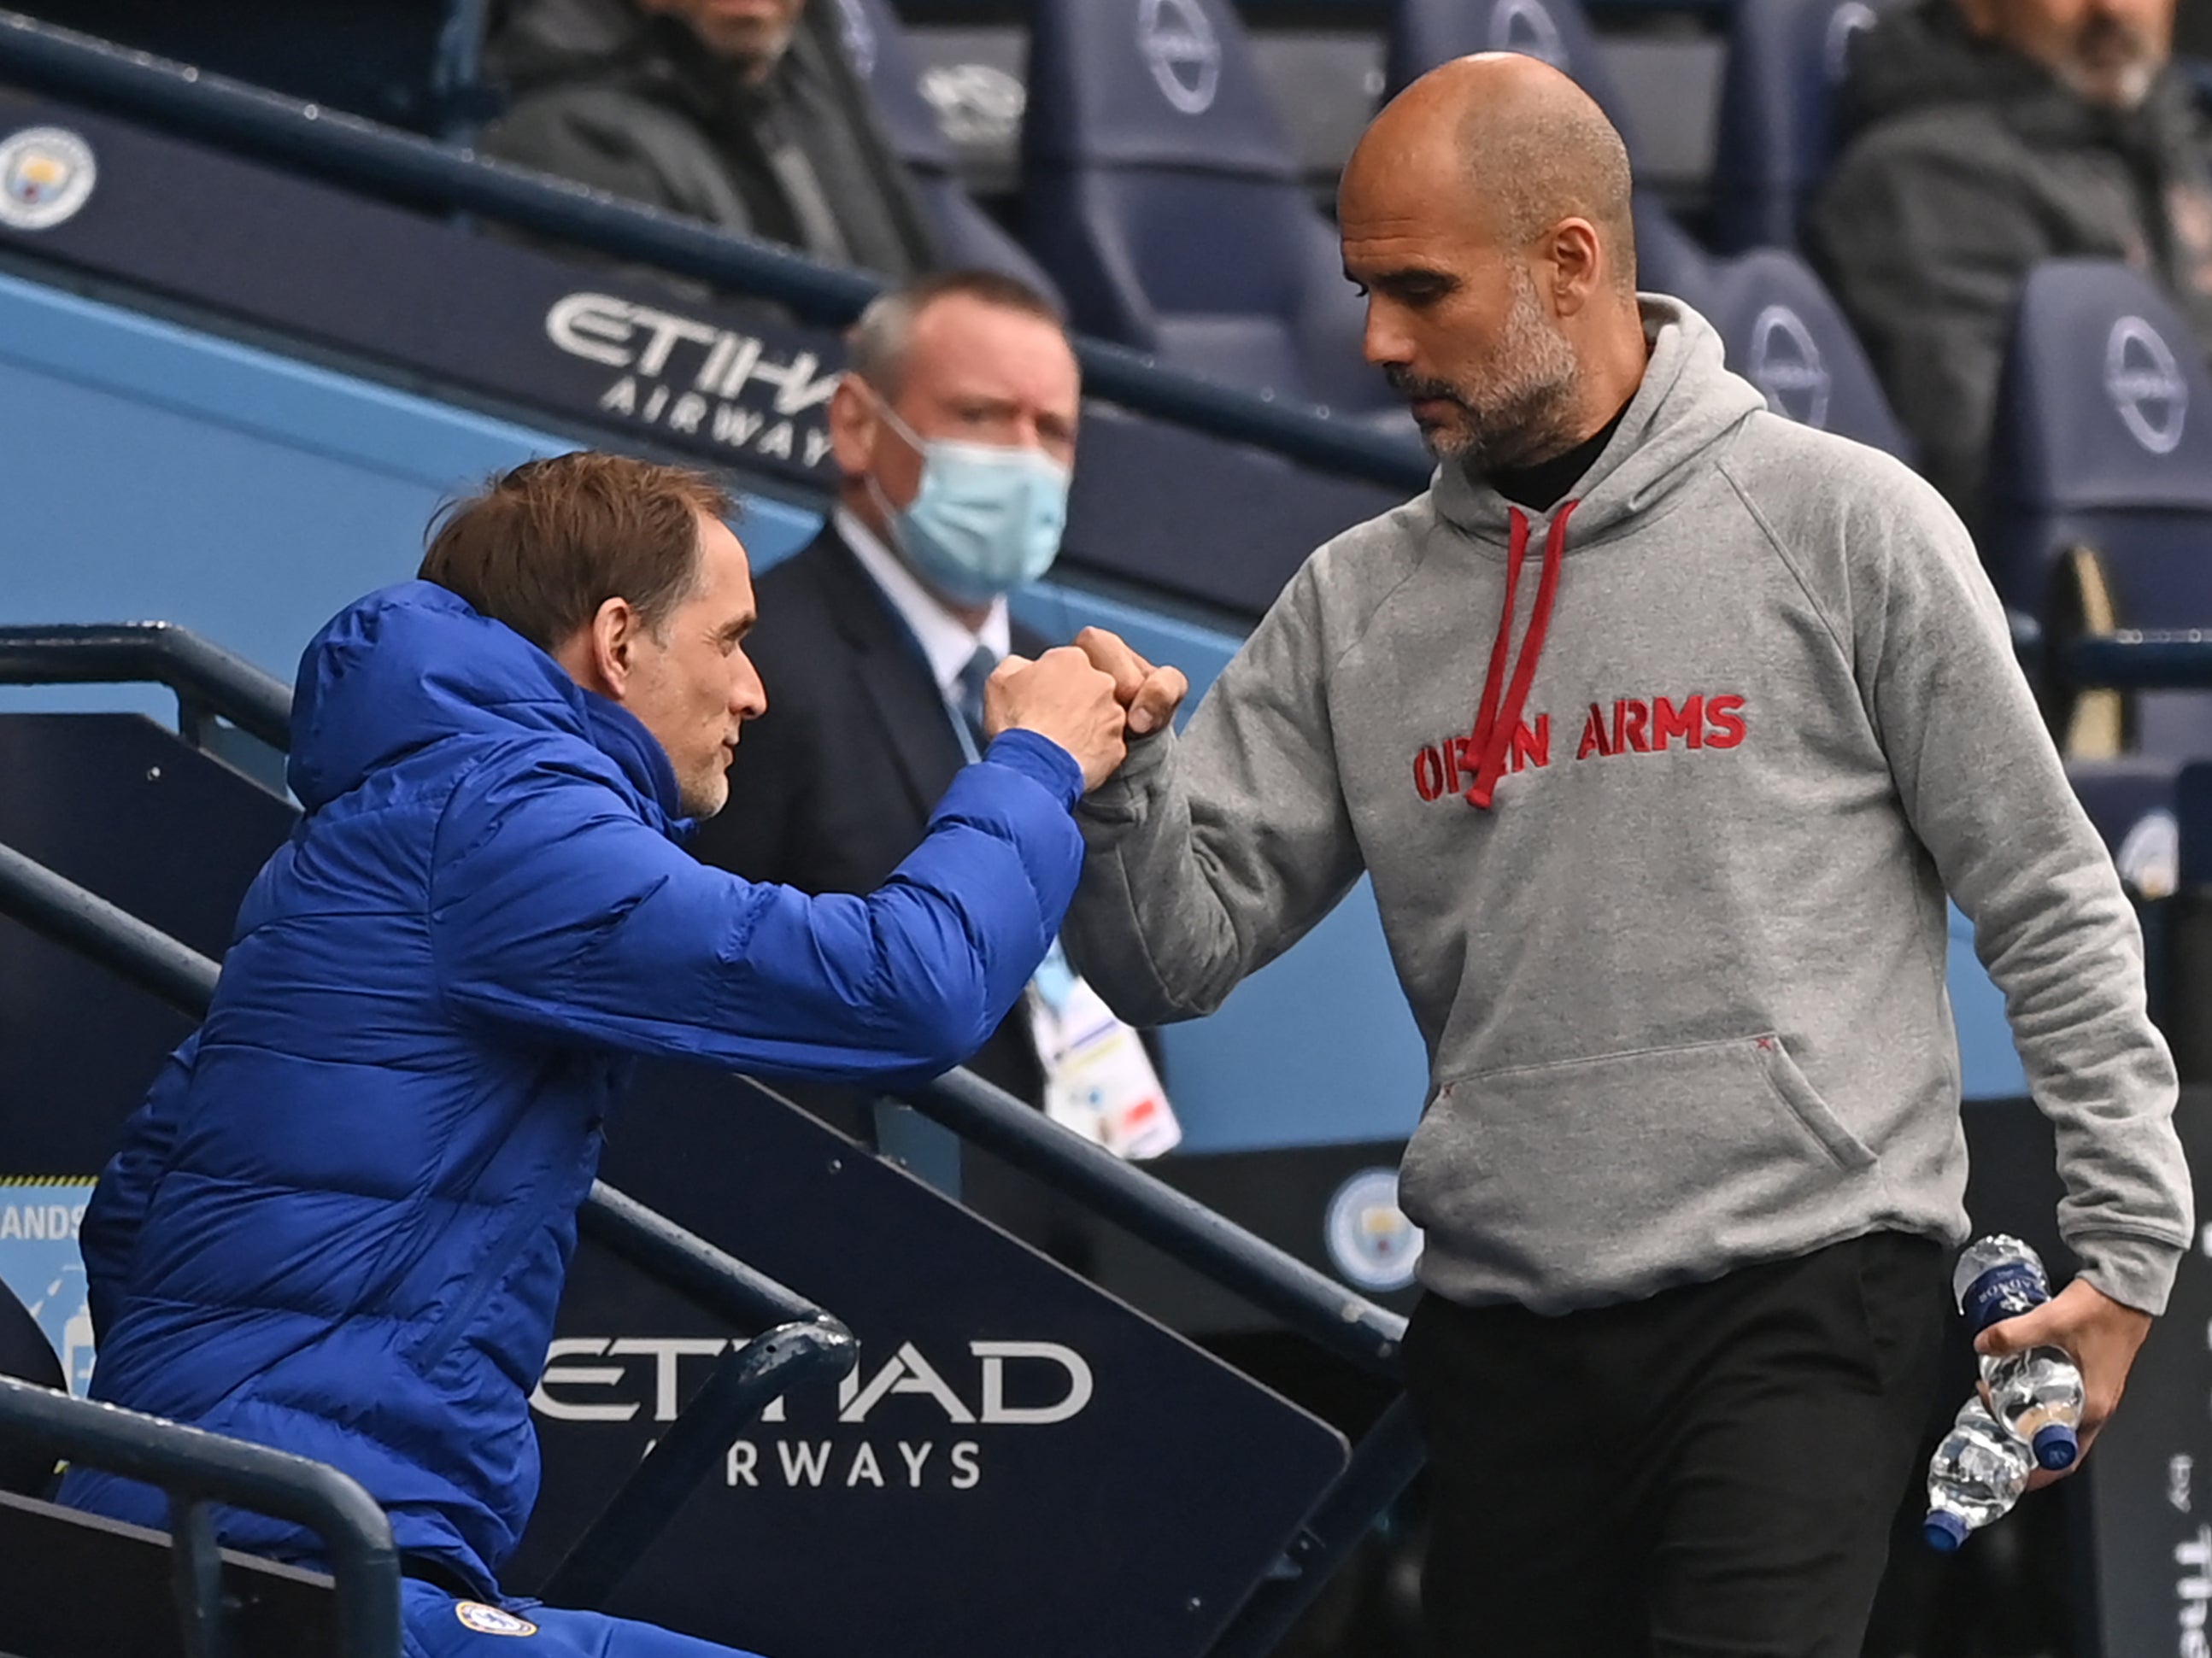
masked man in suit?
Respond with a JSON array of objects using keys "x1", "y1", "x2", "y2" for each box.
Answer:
[{"x1": 691, "y1": 269, "x2": 1173, "y2": 1179}]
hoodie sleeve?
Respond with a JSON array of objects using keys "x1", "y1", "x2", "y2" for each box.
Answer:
[
  {"x1": 1064, "y1": 561, "x2": 1365, "y2": 1023},
  {"x1": 1849, "y1": 461, "x2": 2192, "y2": 1315},
  {"x1": 427, "y1": 730, "x2": 1083, "y2": 1083}
]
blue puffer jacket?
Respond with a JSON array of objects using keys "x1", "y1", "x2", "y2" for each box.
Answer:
[{"x1": 58, "y1": 582, "x2": 1083, "y2": 1592}]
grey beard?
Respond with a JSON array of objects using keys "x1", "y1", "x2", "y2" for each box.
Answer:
[{"x1": 1399, "y1": 275, "x2": 1581, "y2": 472}]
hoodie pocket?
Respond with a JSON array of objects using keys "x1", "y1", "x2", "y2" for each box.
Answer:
[{"x1": 1399, "y1": 1034, "x2": 1877, "y2": 1299}]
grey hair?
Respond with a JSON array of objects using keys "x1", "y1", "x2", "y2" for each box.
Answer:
[{"x1": 845, "y1": 268, "x2": 1068, "y2": 396}]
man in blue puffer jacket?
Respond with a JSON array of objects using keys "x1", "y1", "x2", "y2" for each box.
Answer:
[{"x1": 56, "y1": 452, "x2": 1132, "y2": 1655}]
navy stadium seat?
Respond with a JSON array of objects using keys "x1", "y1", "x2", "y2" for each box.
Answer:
[
  {"x1": 1383, "y1": 0, "x2": 1636, "y2": 148},
  {"x1": 1383, "y1": 0, "x2": 1713, "y2": 342},
  {"x1": 825, "y1": 0, "x2": 1062, "y2": 303},
  {"x1": 1635, "y1": 195, "x2": 1716, "y2": 312},
  {"x1": 1021, "y1": 0, "x2": 1388, "y2": 413},
  {"x1": 2068, "y1": 755, "x2": 2185, "y2": 898},
  {"x1": 1701, "y1": 248, "x2": 1913, "y2": 458},
  {"x1": 1710, "y1": 0, "x2": 1892, "y2": 253},
  {"x1": 1986, "y1": 261, "x2": 2212, "y2": 758}
]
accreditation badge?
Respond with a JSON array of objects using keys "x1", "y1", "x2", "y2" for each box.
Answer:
[{"x1": 1028, "y1": 973, "x2": 1181, "y2": 1162}]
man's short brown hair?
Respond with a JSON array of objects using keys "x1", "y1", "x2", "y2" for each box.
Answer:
[{"x1": 419, "y1": 452, "x2": 734, "y2": 652}]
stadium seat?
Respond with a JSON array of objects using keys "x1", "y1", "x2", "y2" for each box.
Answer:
[
  {"x1": 825, "y1": 0, "x2": 1063, "y2": 303},
  {"x1": 1986, "y1": 261, "x2": 2212, "y2": 758},
  {"x1": 0, "y1": 1280, "x2": 62, "y2": 1497},
  {"x1": 1383, "y1": 0, "x2": 1713, "y2": 335},
  {"x1": 2068, "y1": 756, "x2": 2186, "y2": 899},
  {"x1": 1701, "y1": 248, "x2": 1913, "y2": 458},
  {"x1": 1020, "y1": 0, "x2": 1390, "y2": 413},
  {"x1": 1383, "y1": 0, "x2": 1637, "y2": 149},
  {"x1": 1710, "y1": 0, "x2": 1892, "y2": 252},
  {"x1": 1636, "y1": 195, "x2": 1717, "y2": 312}
]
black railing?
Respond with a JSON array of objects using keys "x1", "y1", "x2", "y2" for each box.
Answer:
[
  {"x1": 0, "y1": 9, "x2": 1434, "y2": 495},
  {"x1": 2072, "y1": 630, "x2": 2212, "y2": 691},
  {"x1": 0, "y1": 621, "x2": 1420, "y2": 1647},
  {"x1": 0, "y1": 1374, "x2": 402, "y2": 1658},
  {"x1": 0, "y1": 623, "x2": 292, "y2": 752},
  {"x1": 0, "y1": 841, "x2": 856, "y2": 1620}
]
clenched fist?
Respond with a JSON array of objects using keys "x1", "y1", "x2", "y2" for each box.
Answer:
[
  {"x1": 984, "y1": 646, "x2": 1129, "y2": 791},
  {"x1": 1072, "y1": 627, "x2": 1188, "y2": 737}
]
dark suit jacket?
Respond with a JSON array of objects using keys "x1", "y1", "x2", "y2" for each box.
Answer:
[{"x1": 689, "y1": 525, "x2": 1048, "y2": 1111}]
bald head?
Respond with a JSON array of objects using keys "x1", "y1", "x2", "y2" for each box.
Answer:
[
  {"x1": 1352, "y1": 54, "x2": 1635, "y2": 290},
  {"x1": 1339, "y1": 53, "x2": 1651, "y2": 471}
]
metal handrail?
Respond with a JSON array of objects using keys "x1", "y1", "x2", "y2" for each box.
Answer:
[
  {"x1": 0, "y1": 619, "x2": 1429, "y2": 1643},
  {"x1": 0, "y1": 842, "x2": 856, "y2": 1613},
  {"x1": 0, "y1": 621, "x2": 1410, "y2": 1364},
  {"x1": 908, "y1": 1067, "x2": 1404, "y2": 1375},
  {"x1": 0, "y1": 9, "x2": 1433, "y2": 495},
  {"x1": 0, "y1": 623, "x2": 293, "y2": 752},
  {"x1": 0, "y1": 1374, "x2": 401, "y2": 1658},
  {"x1": 2072, "y1": 630, "x2": 2212, "y2": 690},
  {"x1": 0, "y1": 816, "x2": 1416, "y2": 1652}
]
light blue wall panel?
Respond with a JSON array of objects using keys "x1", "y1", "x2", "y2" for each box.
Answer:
[{"x1": 0, "y1": 272, "x2": 817, "y2": 716}]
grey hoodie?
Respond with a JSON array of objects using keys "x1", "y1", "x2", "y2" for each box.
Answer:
[{"x1": 1065, "y1": 298, "x2": 2192, "y2": 1316}]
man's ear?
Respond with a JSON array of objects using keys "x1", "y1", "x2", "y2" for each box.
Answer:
[
  {"x1": 827, "y1": 374, "x2": 880, "y2": 478},
  {"x1": 559, "y1": 595, "x2": 641, "y2": 700},
  {"x1": 1546, "y1": 218, "x2": 1605, "y2": 318}
]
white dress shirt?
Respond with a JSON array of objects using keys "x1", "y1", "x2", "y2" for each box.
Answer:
[{"x1": 835, "y1": 507, "x2": 1011, "y2": 700}]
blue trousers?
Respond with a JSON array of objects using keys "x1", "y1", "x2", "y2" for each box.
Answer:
[{"x1": 402, "y1": 1581, "x2": 770, "y2": 1658}]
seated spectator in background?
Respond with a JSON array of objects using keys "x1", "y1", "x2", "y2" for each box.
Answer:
[
  {"x1": 691, "y1": 269, "x2": 1178, "y2": 1170},
  {"x1": 484, "y1": 0, "x2": 938, "y2": 278},
  {"x1": 1807, "y1": 0, "x2": 2212, "y2": 521},
  {"x1": 54, "y1": 453, "x2": 1125, "y2": 1655}
]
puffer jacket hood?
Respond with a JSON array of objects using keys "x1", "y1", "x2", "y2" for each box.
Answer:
[{"x1": 288, "y1": 580, "x2": 681, "y2": 829}]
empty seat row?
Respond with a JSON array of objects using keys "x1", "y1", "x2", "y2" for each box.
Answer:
[{"x1": 843, "y1": 0, "x2": 1916, "y2": 461}]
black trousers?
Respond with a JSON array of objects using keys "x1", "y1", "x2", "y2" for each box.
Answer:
[{"x1": 1405, "y1": 1231, "x2": 1947, "y2": 1657}]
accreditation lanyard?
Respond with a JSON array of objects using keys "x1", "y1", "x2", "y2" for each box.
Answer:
[{"x1": 939, "y1": 646, "x2": 1181, "y2": 1161}]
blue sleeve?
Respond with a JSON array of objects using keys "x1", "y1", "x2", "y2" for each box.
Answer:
[
  {"x1": 428, "y1": 735, "x2": 1084, "y2": 1082},
  {"x1": 80, "y1": 1031, "x2": 200, "y2": 1341}
]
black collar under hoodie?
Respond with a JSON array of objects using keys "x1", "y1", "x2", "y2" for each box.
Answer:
[{"x1": 1434, "y1": 301, "x2": 1766, "y2": 811}]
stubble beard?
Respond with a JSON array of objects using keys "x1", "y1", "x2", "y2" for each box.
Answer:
[
  {"x1": 2052, "y1": 18, "x2": 2163, "y2": 110},
  {"x1": 1394, "y1": 267, "x2": 1584, "y2": 474}
]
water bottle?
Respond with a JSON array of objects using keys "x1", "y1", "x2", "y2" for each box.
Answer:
[
  {"x1": 1923, "y1": 1397, "x2": 2034, "y2": 1551},
  {"x1": 1954, "y1": 1235, "x2": 2086, "y2": 1471}
]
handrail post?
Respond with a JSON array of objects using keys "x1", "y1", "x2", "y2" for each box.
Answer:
[
  {"x1": 540, "y1": 1317, "x2": 857, "y2": 1608},
  {"x1": 169, "y1": 1495, "x2": 229, "y2": 1658},
  {"x1": 0, "y1": 1377, "x2": 403, "y2": 1658}
]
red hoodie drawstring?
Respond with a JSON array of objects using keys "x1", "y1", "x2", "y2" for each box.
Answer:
[{"x1": 1465, "y1": 500, "x2": 1577, "y2": 810}]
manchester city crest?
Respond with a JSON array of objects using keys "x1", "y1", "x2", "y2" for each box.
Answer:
[
  {"x1": 1323, "y1": 1167, "x2": 1423, "y2": 1293},
  {"x1": 0, "y1": 126, "x2": 97, "y2": 231}
]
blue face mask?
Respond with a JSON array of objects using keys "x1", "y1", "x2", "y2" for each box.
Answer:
[{"x1": 867, "y1": 399, "x2": 1072, "y2": 606}]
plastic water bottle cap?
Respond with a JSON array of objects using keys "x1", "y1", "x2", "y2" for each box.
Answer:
[
  {"x1": 1922, "y1": 1511, "x2": 1969, "y2": 1552},
  {"x1": 2033, "y1": 1424, "x2": 2079, "y2": 1471}
]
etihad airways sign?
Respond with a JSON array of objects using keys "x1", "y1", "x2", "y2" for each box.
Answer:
[
  {"x1": 533, "y1": 1333, "x2": 1095, "y2": 1495},
  {"x1": 544, "y1": 293, "x2": 839, "y2": 473}
]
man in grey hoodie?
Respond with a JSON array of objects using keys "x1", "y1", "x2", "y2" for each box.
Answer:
[
  {"x1": 1806, "y1": 0, "x2": 2212, "y2": 522},
  {"x1": 1046, "y1": 53, "x2": 2192, "y2": 1658}
]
